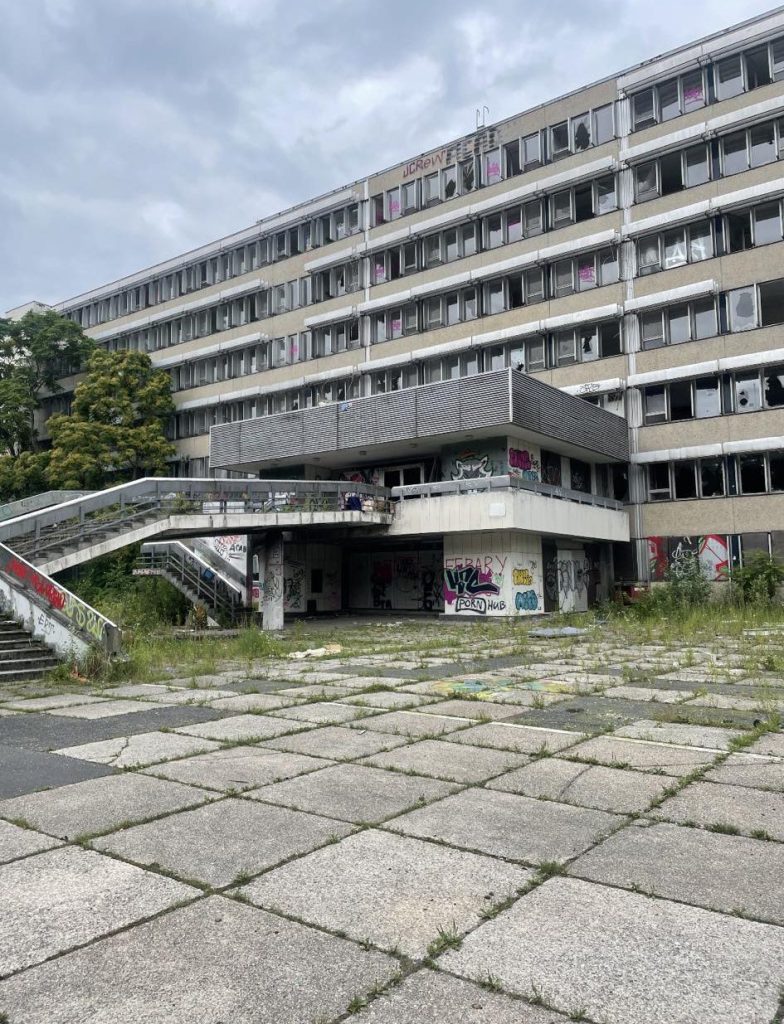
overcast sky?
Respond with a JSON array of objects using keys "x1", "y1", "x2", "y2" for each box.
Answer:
[{"x1": 0, "y1": 0, "x2": 778, "y2": 313}]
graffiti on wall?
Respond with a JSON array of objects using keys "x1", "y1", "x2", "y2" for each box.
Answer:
[
  {"x1": 370, "y1": 559, "x2": 394, "y2": 609},
  {"x1": 451, "y1": 454, "x2": 492, "y2": 481},
  {"x1": 342, "y1": 467, "x2": 382, "y2": 486},
  {"x1": 508, "y1": 448, "x2": 541, "y2": 482},
  {"x1": 444, "y1": 556, "x2": 505, "y2": 615},
  {"x1": 512, "y1": 560, "x2": 540, "y2": 614},
  {"x1": 283, "y1": 562, "x2": 305, "y2": 610},
  {"x1": 558, "y1": 558, "x2": 591, "y2": 598},
  {"x1": 647, "y1": 535, "x2": 729, "y2": 582},
  {"x1": 512, "y1": 568, "x2": 533, "y2": 586},
  {"x1": 515, "y1": 590, "x2": 539, "y2": 611}
]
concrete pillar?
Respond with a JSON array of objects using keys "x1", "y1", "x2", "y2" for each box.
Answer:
[{"x1": 261, "y1": 531, "x2": 284, "y2": 631}]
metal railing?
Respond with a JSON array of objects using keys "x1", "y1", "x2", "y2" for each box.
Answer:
[
  {"x1": 135, "y1": 541, "x2": 245, "y2": 622},
  {"x1": 0, "y1": 542, "x2": 121, "y2": 655},
  {"x1": 391, "y1": 474, "x2": 624, "y2": 511},
  {"x1": 0, "y1": 478, "x2": 395, "y2": 565}
]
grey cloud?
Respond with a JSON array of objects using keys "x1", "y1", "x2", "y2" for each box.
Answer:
[{"x1": 0, "y1": 0, "x2": 775, "y2": 311}]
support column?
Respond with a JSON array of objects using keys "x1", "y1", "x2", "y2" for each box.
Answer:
[{"x1": 261, "y1": 531, "x2": 285, "y2": 631}]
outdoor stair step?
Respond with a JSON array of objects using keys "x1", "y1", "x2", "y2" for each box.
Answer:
[{"x1": 0, "y1": 665, "x2": 57, "y2": 683}]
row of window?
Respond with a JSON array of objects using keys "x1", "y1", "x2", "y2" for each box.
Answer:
[
  {"x1": 66, "y1": 202, "x2": 362, "y2": 330},
  {"x1": 634, "y1": 116, "x2": 784, "y2": 203},
  {"x1": 642, "y1": 365, "x2": 784, "y2": 425},
  {"x1": 370, "y1": 105, "x2": 615, "y2": 225},
  {"x1": 647, "y1": 450, "x2": 784, "y2": 501},
  {"x1": 631, "y1": 34, "x2": 784, "y2": 131}
]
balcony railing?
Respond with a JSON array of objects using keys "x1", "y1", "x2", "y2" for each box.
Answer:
[{"x1": 391, "y1": 474, "x2": 624, "y2": 511}]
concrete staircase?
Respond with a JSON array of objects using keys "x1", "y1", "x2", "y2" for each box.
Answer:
[{"x1": 0, "y1": 616, "x2": 61, "y2": 683}]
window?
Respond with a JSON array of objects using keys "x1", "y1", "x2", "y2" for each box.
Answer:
[
  {"x1": 572, "y1": 112, "x2": 591, "y2": 151},
  {"x1": 760, "y1": 279, "x2": 784, "y2": 327},
  {"x1": 722, "y1": 132, "x2": 748, "y2": 176},
  {"x1": 486, "y1": 345, "x2": 507, "y2": 371},
  {"x1": 716, "y1": 55, "x2": 744, "y2": 101},
  {"x1": 641, "y1": 310, "x2": 665, "y2": 349},
  {"x1": 485, "y1": 281, "x2": 505, "y2": 315},
  {"x1": 574, "y1": 183, "x2": 593, "y2": 222},
  {"x1": 522, "y1": 132, "x2": 541, "y2": 168},
  {"x1": 484, "y1": 149, "x2": 502, "y2": 186},
  {"x1": 444, "y1": 228, "x2": 459, "y2": 262},
  {"x1": 402, "y1": 181, "x2": 417, "y2": 214},
  {"x1": 773, "y1": 38, "x2": 784, "y2": 81},
  {"x1": 673, "y1": 460, "x2": 697, "y2": 499},
  {"x1": 442, "y1": 165, "x2": 458, "y2": 199},
  {"x1": 464, "y1": 288, "x2": 478, "y2": 320},
  {"x1": 593, "y1": 104, "x2": 614, "y2": 144},
  {"x1": 693, "y1": 297, "x2": 717, "y2": 339},
  {"x1": 554, "y1": 330, "x2": 577, "y2": 366},
  {"x1": 659, "y1": 151, "x2": 683, "y2": 195},
  {"x1": 734, "y1": 371, "x2": 762, "y2": 412},
  {"x1": 695, "y1": 377, "x2": 721, "y2": 418},
  {"x1": 668, "y1": 304, "x2": 690, "y2": 344},
  {"x1": 764, "y1": 365, "x2": 784, "y2": 408},
  {"x1": 745, "y1": 45, "x2": 772, "y2": 90},
  {"x1": 701, "y1": 458, "x2": 725, "y2": 497},
  {"x1": 635, "y1": 161, "x2": 658, "y2": 201},
  {"x1": 689, "y1": 222, "x2": 713, "y2": 262},
  {"x1": 506, "y1": 208, "x2": 523, "y2": 244},
  {"x1": 577, "y1": 254, "x2": 596, "y2": 290},
  {"x1": 633, "y1": 89, "x2": 656, "y2": 130},
  {"x1": 460, "y1": 159, "x2": 475, "y2": 193},
  {"x1": 754, "y1": 202, "x2": 782, "y2": 245},
  {"x1": 684, "y1": 145, "x2": 710, "y2": 187},
  {"x1": 599, "y1": 248, "x2": 619, "y2": 285},
  {"x1": 682, "y1": 70, "x2": 705, "y2": 111},
  {"x1": 726, "y1": 211, "x2": 752, "y2": 253},
  {"x1": 670, "y1": 380, "x2": 693, "y2": 420},
  {"x1": 550, "y1": 121, "x2": 570, "y2": 159},
  {"x1": 553, "y1": 259, "x2": 574, "y2": 297},
  {"x1": 644, "y1": 385, "x2": 667, "y2": 424},
  {"x1": 372, "y1": 195, "x2": 385, "y2": 226},
  {"x1": 601, "y1": 320, "x2": 622, "y2": 356},
  {"x1": 508, "y1": 276, "x2": 524, "y2": 308},
  {"x1": 461, "y1": 223, "x2": 477, "y2": 257},
  {"x1": 523, "y1": 199, "x2": 543, "y2": 235},
  {"x1": 524, "y1": 267, "x2": 544, "y2": 303},
  {"x1": 638, "y1": 235, "x2": 661, "y2": 275},
  {"x1": 424, "y1": 172, "x2": 440, "y2": 205},
  {"x1": 728, "y1": 286, "x2": 757, "y2": 332},
  {"x1": 648, "y1": 463, "x2": 671, "y2": 501},
  {"x1": 580, "y1": 325, "x2": 599, "y2": 361},
  {"x1": 424, "y1": 235, "x2": 441, "y2": 268},
  {"x1": 504, "y1": 141, "x2": 521, "y2": 177},
  {"x1": 445, "y1": 293, "x2": 460, "y2": 326},
  {"x1": 486, "y1": 214, "x2": 503, "y2": 249},
  {"x1": 596, "y1": 175, "x2": 616, "y2": 215},
  {"x1": 739, "y1": 454, "x2": 766, "y2": 493},
  {"x1": 551, "y1": 190, "x2": 572, "y2": 228},
  {"x1": 386, "y1": 188, "x2": 401, "y2": 220},
  {"x1": 424, "y1": 297, "x2": 442, "y2": 328},
  {"x1": 750, "y1": 123, "x2": 776, "y2": 167},
  {"x1": 663, "y1": 228, "x2": 687, "y2": 269},
  {"x1": 658, "y1": 80, "x2": 680, "y2": 121},
  {"x1": 570, "y1": 459, "x2": 591, "y2": 493}
]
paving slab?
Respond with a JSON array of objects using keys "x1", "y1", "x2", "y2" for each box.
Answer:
[
  {"x1": 0, "y1": 773, "x2": 215, "y2": 840},
  {"x1": 518, "y1": 696, "x2": 757, "y2": 733},
  {"x1": 414, "y1": 698, "x2": 524, "y2": 721},
  {"x1": 267, "y1": 701, "x2": 379, "y2": 725},
  {"x1": 0, "y1": 896, "x2": 397, "y2": 1023},
  {"x1": 0, "y1": 742, "x2": 116, "y2": 799},
  {"x1": 748, "y1": 731, "x2": 784, "y2": 757},
  {"x1": 563, "y1": 735, "x2": 718, "y2": 776},
  {"x1": 341, "y1": 690, "x2": 439, "y2": 709},
  {"x1": 97, "y1": 684, "x2": 185, "y2": 698},
  {"x1": 442, "y1": 877, "x2": 784, "y2": 1024},
  {"x1": 0, "y1": 819, "x2": 62, "y2": 863},
  {"x1": 143, "y1": 746, "x2": 333, "y2": 791},
  {"x1": 52, "y1": 731, "x2": 221, "y2": 768},
  {"x1": 263, "y1": 725, "x2": 410, "y2": 760},
  {"x1": 0, "y1": 845, "x2": 194, "y2": 975},
  {"x1": 174, "y1": 713, "x2": 312, "y2": 743},
  {"x1": 46, "y1": 699, "x2": 170, "y2": 718},
  {"x1": 386, "y1": 787, "x2": 622, "y2": 864},
  {"x1": 487, "y1": 758, "x2": 672, "y2": 813},
  {"x1": 614, "y1": 719, "x2": 743, "y2": 749},
  {"x1": 240, "y1": 828, "x2": 531, "y2": 957},
  {"x1": 704, "y1": 751, "x2": 784, "y2": 790},
  {"x1": 650, "y1": 780, "x2": 784, "y2": 839},
  {"x1": 1, "y1": 694, "x2": 108, "y2": 712},
  {"x1": 248, "y1": 763, "x2": 457, "y2": 824},
  {"x1": 145, "y1": 688, "x2": 239, "y2": 705},
  {"x1": 277, "y1": 683, "x2": 358, "y2": 698},
  {"x1": 349, "y1": 709, "x2": 472, "y2": 737},
  {"x1": 0, "y1": 704, "x2": 225, "y2": 751},
  {"x1": 93, "y1": 797, "x2": 354, "y2": 887},
  {"x1": 604, "y1": 685, "x2": 694, "y2": 703},
  {"x1": 361, "y1": 738, "x2": 530, "y2": 784},
  {"x1": 446, "y1": 722, "x2": 585, "y2": 754},
  {"x1": 571, "y1": 819, "x2": 784, "y2": 924},
  {"x1": 350, "y1": 968, "x2": 565, "y2": 1023},
  {"x1": 206, "y1": 693, "x2": 303, "y2": 712}
]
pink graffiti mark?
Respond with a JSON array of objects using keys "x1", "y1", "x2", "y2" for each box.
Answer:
[
  {"x1": 443, "y1": 565, "x2": 499, "y2": 605},
  {"x1": 4, "y1": 557, "x2": 65, "y2": 610}
]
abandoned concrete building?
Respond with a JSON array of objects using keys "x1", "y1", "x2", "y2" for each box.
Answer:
[{"x1": 7, "y1": 7, "x2": 784, "y2": 624}]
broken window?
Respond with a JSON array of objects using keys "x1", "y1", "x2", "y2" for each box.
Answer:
[
  {"x1": 764, "y1": 365, "x2": 784, "y2": 407},
  {"x1": 574, "y1": 183, "x2": 593, "y2": 222},
  {"x1": 460, "y1": 159, "x2": 475, "y2": 193},
  {"x1": 442, "y1": 165, "x2": 458, "y2": 199},
  {"x1": 600, "y1": 321, "x2": 622, "y2": 356},
  {"x1": 739, "y1": 454, "x2": 766, "y2": 493},
  {"x1": 760, "y1": 279, "x2": 784, "y2": 327},
  {"x1": 570, "y1": 459, "x2": 592, "y2": 493},
  {"x1": 580, "y1": 325, "x2": 599, "y2": 361},
  {"x1": 648, "y1": 463, "x2": 671, "y2": 501},
  {"x1": 508, "y1": 276, "x2": 524, "y2": 309},
  {"x1": 700, "y1": 458, "x2": 725, "y2": 497},
  {"x1": 424, "y1": 235, "x2": 442, "y2": 268},
  {"x1": 727, "y1": 286, "x2": 757, "y2": 332},
  {"x1": 572, "y1": 112, "x2": 591, "y2": 151},
  {"x1": 734, "y1": 371, "x2": 762, "y2": 412},
  {"x1": 673, "y1": 460, "x2": 698, "y2": 499}
]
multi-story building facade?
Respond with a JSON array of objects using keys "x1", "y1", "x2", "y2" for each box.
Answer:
[{"x1": 10, "y1": 7, "x2": 784, "y2": 617}]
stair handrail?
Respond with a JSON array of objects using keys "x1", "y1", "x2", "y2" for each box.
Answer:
[
  {"x1": 187, "y1": 537, "x2": 247, "y2": 588},
  {"x1": 141, "y1": 541, "x2": 245, "y2": 598},
  {"x1": 0, "y1": 542, "x2": 121, "y2": 656},
  {"x1": 136, "y1": 543, "x2": 244, "y2": 619}
]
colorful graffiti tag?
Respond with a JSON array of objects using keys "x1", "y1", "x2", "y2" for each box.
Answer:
[
  {"x1": 515, "y1": 590, "x2": 539, "y2": 611},
  {"x1": 647, "y1": 535, "x2": 729, "y2": 582},
  {"x1": 451, "y1": 454, "x2": 492, "y2": 481},
  {"x1": 444, "y1": 564, "x2": 501, "y2": 614},
  {"x1": 512, "y1": 568, "x2": 533, "y2": 586},
  {"x1": 508, "y1": 448, "x2": 541, "y2": 482}
]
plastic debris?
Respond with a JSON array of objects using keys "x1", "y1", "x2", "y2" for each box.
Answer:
[{"x1": 288, "y1": 643, "x2": 343, "y2": 660}]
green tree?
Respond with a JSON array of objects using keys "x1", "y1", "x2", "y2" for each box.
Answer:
[
  {"x1": 47, "y1": 349, "x2": 175, "y2": 490},
  {"x1": 0, "y1": 310, "x2": 93, "y2": 453}
]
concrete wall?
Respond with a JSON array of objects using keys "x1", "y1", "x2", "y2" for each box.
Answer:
[
  {"x1": 279, "y1": 543, "x2": 341, "y2": 614},
  {"x1": 347, "y1": 548, "x2": 442, "y2": 612},
  {"x1": 443, "y1": 530, "x2": 545, "y2": 617}
]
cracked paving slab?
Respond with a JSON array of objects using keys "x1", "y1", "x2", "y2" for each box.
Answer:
[
  {"x1": 445, "y1": 722, "x2": 586, "y2": 754},
  {"x1": 0, "y1": 896, "x2": 398, "y2": 1023},
  {"x1": 442, "y1": 876, "x2": 784, "y2": 1024},
  {"x1": 52, "y1": 731, "x2": 222, "y2": 769},
  {"x1": 562, "y1": 734, "x2": 719, "y2": 776},
  {"x1": 0, "y1": 773, "x2": 216, "y2": 840},
  {"x1": 239, "y1": 828, "x2": 532, "y2": 957},
  {"x1": 142, "y1": 746, "x2": 334, "y2": 792},
  {"x1": 0, "y1": 845, "x2": 195, "y2": 976},
  {"x1": 360, "y1": 738, "x2": 530, "y2": 784}
]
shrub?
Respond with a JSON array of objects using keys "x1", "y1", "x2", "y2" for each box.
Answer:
[{"x1": 731, "y1": 553, "x2": 784, "y2": 606}]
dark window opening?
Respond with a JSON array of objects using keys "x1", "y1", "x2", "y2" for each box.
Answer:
[
  {"x1": 541, "y1": 450, "x2": 562, "y2": 486},
  {"x1": 570, "y1": 458, "x2": 591, "y2": 493},
  {"x1": 669, "y1": 381, "x2": 693, "y2": 420},
  {"x1": 760, "y1": 280, "x2": 784, "y2": 327},
  {"x1": 726, "y1": 212, "x2": 752, "y2": 253},
  {"x1": 739, "y1": 454, "x2": 766, "y2": 493},
  {"x1": 746, "y1": 46, "x2": 772, "y2": 90},
  {"x1": 310, "y1": 569, "x2": 323, "y2": 594},
  {"x1": 765, "y1": 367, "x2": 784, "y2": 408},
  {"x1": 600, "y1": 321, "x2": 621, "y2": 356},
  {"x1": 673, "y1": 460, "x2": 697, "y2": 499},
  {"x1": 574, "y1": 183, "x2": 593, "y2": 222},
  {"x1": 701, "y1": 459, "x2": 725, "y2": 497},
  {"x1": 770, "y1": 453, "x2": 784, "y2": 491},
  {"x1": 508, "y1": 277, "x2": 524, "y2": 309},
  {"x1": 660, "y1": 151, "x2": 683, "y2": 195}
]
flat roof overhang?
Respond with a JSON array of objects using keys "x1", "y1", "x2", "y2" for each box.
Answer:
[{"x1": 209, "y1": 368, "x2": 629, "y2": 474}]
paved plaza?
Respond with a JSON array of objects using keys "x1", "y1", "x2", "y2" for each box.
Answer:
[{"x1": 1, "y1": 619, "x2": 784, "y2": 1022}]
